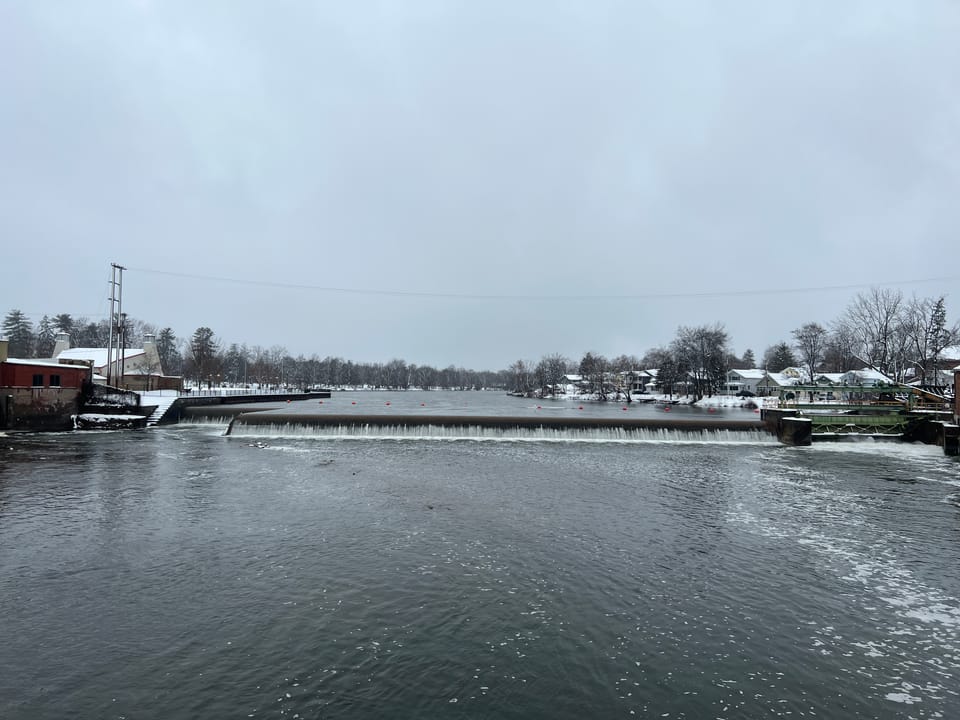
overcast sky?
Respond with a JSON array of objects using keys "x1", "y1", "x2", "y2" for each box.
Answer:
[{"x1": 2, "y1": 1, "x2": 958, "y2": 369}]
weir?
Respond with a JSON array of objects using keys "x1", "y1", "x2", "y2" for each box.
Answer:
[{"x1": 225, "y1": 413, "x2": 774, "y2": 443}]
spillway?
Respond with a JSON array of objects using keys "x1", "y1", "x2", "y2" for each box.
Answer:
[{"x1": 225, "y1": 412, "x2": 773, "y2": 443}]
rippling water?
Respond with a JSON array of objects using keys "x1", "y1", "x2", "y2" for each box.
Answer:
[{"x1": 2, "y1": 392, "x2": 958, "y2": 719}]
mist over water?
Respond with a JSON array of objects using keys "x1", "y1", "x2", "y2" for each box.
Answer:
[{"x1": 1, "y1": 393, "x2": 958, "y2": 719}]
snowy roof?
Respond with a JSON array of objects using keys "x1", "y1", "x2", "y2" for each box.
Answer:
[
  {"x1": 940, "y1": 345, "x2": 960, "y2": 360},
  {"x1": 729, "y1": 368, "x2": 765, "y2": 379},
  {"x1": 815, "y1": 373, "x2": 845, "y2": 383},
  {"x1": 760, "y1": 372, "x2": 801, "y2": 387},
  {"x1": 58, "y1": 347, "x2": 145, "y2": 367},
  {"x1": 841, "y1": 368, "x2": 893, "y2": 383},
  {"x1": 3, "y1": 358, "x2": 87, "y2": 369}
]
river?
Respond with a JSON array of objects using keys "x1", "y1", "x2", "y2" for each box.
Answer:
[{"x1": 1, "y1": 391, "x2": 958, "y2": 718}]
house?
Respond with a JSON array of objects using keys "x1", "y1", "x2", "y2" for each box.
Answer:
[
  {"x1": 54, "y1": 333, "x2": 180, "y2": 391},
  {"x1": 839, "y1": 368, "x2": 894, "y2": 387},
  {"x1": 618, "y1": 369, "x2": 652, "y2": 395},
  {"x1": 813, "y1": 373, "x2": 844, "y2": 386},
  {"x1": 757, "y1": 367, "x2": 807, "y2": 396},
  {"x1": 0, "y1": 339, "x2": 91, "y2": 431},
  {"x1": 723, "y1": 368, "x2": 765, "y2": 395}
]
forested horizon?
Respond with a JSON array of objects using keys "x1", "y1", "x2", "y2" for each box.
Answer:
[{"x1": 3, "y1": 288, "x2": 958, "y2": 397}]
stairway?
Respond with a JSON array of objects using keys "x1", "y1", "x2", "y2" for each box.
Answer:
[{"x1": 139, "y1": 392, "x2": 180, "y2": 426}]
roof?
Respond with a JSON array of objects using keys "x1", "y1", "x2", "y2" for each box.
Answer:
[
  {"x1": 729, "y1": 368, "x2": 765, "y2": 379},
  {"x1": 760, "y1": 372, "x2": 802, "y2": 387},
  {"x1": 58, "y1": 347, "x2": 145, "y2": 368},
  {"x1": 2, "y1": 358, "x2": 88, "y2": 369},
  {"x1": 841, "y1": 368, "x2": 893, "y2": 383}
]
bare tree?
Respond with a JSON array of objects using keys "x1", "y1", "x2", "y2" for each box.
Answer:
[
  {"x1": 792, "y1": 322, "x2": 827, "y2": 384},
  {"x1": 671, "y1": 324, "x2": 730, "y2": 399},
  {"x1": 839, "y1": 287, "x2": 904, "y2": 376}
]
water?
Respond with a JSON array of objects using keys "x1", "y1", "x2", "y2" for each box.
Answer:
[{"x1": 2, "y1": 392, "x2": 959, "y2": 719}]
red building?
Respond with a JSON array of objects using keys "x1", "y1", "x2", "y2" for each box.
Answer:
[{"x1": 0, "y1": 340, "x2": 91, "y2": 431}]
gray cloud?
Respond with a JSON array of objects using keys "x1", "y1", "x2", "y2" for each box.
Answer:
[{"x1": 2, "y1": 0, "x2": 958, "y2": 367}]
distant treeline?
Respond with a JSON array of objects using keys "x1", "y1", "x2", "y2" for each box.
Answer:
[{"x1": 3, "y1": 288, "x2": 957, "y2": 397}]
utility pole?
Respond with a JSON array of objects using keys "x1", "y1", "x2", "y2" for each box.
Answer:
[{"x1": 106, "y1": 262, "x2": 126, "y2": 386}]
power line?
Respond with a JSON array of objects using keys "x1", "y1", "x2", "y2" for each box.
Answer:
[{"x1": 126, "y1": 266, "x2": 960, "y2": 302}]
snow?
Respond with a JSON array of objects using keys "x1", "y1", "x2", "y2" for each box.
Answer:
[
  {"x1": 57, "y1": 347, "x2": 145, "y2": 369},
  {"x1": 3, "y1": 358, "x2": 81, "y2": 368}
]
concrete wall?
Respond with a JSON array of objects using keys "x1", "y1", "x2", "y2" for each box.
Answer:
[{"x1": 1, "y1": 387, "x2": 82, "y2": 431}]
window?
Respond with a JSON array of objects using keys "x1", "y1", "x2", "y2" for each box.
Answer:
[
  {"x1": 32, "y1": 374, "x2": 44, "y2": 387},
  {"x1": 50, "y1": 374, "x2": 61, "y2": 387}
]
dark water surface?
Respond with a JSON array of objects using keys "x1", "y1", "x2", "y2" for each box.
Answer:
[{"x1": 2, "y1": 392, "x2": 959, "y2": 719}]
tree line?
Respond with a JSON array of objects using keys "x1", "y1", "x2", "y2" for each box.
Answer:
[{"x1": 3, "y1": 288, "x2": 957, "y2": 396}]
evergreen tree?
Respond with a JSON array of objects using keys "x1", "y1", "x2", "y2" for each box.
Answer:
[
  {"x1": 741, "y1": 348, "x2": 756, "y2": 368},
  {"x1": 2, "y1": 309, "x2": 35, "y2": 357},
  {"x1": 156, "y1": 328, "x2": 180, "y2": 375},
  {"x1": 35, "y1": 315, "x2": 57, "y2": 357},
  {"x1": 763, "y1": 342, "x2": 798, "y2": 372},
  {"x1": 53, "y1": 313, "x2": 74, "y2": 336}
]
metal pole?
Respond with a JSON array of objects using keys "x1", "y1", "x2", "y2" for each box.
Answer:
[
  {"x1": 106, "y1": 264, "x2": 116, "y2": 385},
  {"x1": 116, "y1": 264, "x2": 125, "y2": 386}
]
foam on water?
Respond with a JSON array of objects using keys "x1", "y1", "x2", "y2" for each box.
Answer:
[{"x1": 727, "y1": 459, "x2": 960, "y2": 710}]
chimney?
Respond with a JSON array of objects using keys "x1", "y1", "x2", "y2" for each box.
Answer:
[
  {"x1": 143, "y1": 334, "x2": 163, "y2": 375},
  {"x1": 53, "y1": 331, "x2": 71, "y2": 358}
]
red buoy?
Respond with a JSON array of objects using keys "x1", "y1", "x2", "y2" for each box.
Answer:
[
  {"x1": 421, "y1": 403, "x2": 425, "y2": 406},
  {"x1": 664, "y1": 406, "x2": 671, "y2": 412},
  {"x1": 578, "y1": 406, "x2": 583, "y2": 410},
  {"x1": 351, "y1": 401, "x2": 357, "y2": 405},
  {"x1": 386, "y1": 401, "x2": 391, "y2": 406},
  {"x1": 622, "y1": 407, "x2": 628, "y2": 411},
  {"x1": 536, "y1": 405, "x2": 542, "y2": 409}
]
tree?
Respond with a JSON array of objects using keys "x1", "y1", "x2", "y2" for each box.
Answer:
[
  {"x1": 73, "y1": 317, "x2": 110, "y2": 347},
  {"x1": 671, "y1": 324, "x2": 729, "y2": 399},
  {"x1": 741, "y1": 348, "x2": 756, "y2": 368},
  {"x1": 838, "y1": 287, "x2": 904, "y2": 376},
  {"x1": 821, "y1": 330, "x2": 858, "y2": 373},
  {"x1": 187, "y1": 327, "x2": 219, "y2": 387},
  {"x1": 2, "y1": 309, "x2": 35, "y2": 357},
  {"x1": 792, "y1": 322, "x2": 827, "y2": 385},
  {"x1": 578, "y1": 351, "x2": 609, "y2": 399},
  {"x1": 156, "y1": 328, "x2": 181, "y2": 376},
  {"x1": 53, "y1": 313, "x2": 75, "y2": 336},
  {"x1": 508, "y1": 360, "x2": 533, "y2": 394},
  {"x1": 35, "y1": 315, "x2": 57, "y2": 357},
  {"x1": 763, "y1": 342, "x2": 797, "y2": 373},
  {"x1": 902, "y1": 295, "x2": 959, "y2": 387}
]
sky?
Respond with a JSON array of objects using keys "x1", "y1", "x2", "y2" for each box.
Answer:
[{"x1": 2, "y1": 0, "x2": 958, "y2": 370}]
